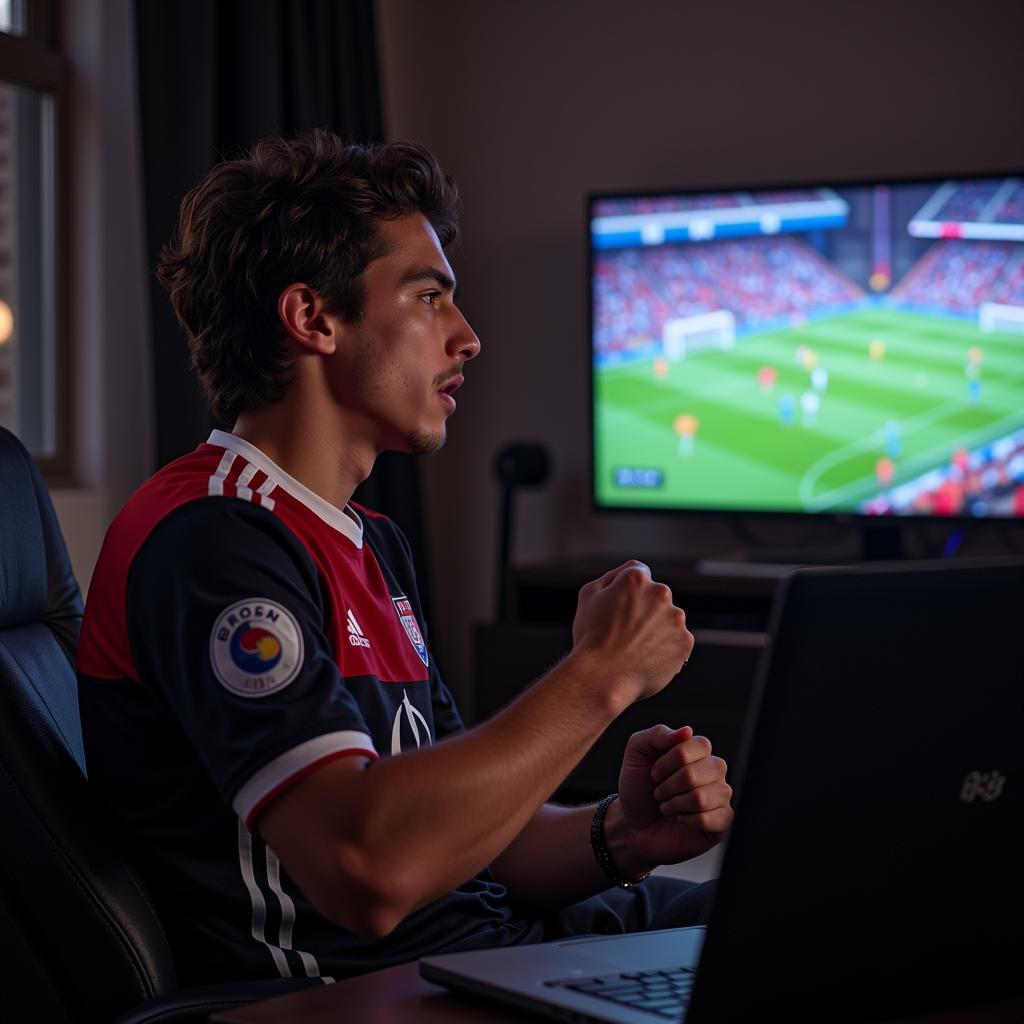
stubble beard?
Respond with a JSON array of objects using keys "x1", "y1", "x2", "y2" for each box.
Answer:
[
  {"x1": 344, "y1": 327, "x2": 448, "y2": 456},
  {"x1": 406, "y1": 366, "x2": 459, "y2": 455},
  {"x1": 408, "y1": 425, "x2": 447, "y2": 456},
  {"x1": 344, "y1": 326, "x2": 453, "y2": 456}
]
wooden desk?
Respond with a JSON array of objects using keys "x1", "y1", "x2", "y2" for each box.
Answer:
[
  {"x1": 212, "y1": 961, "x2": 1024, "y2": 1023},
  {"x1": 211, "y1": 961, "x2": 533, "y2": 1023}
]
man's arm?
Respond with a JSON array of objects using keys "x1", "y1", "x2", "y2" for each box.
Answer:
[
  {"x1": 258, "y1": 561, "x2": 693, "y2": 937},
  {"x1": 487, "y1": 801, "x2": 623, "y2": 911},
  {"x1": 489, "y1": 726, "x2": 733, "y2": 913}
]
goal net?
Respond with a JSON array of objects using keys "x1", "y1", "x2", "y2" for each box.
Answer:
[
  {"x1": 663, "y1": 310, "x2": 736, "y2": 360},
  {"x1": 980, "y1": 302, "x2": 1024, "y2": 336}
]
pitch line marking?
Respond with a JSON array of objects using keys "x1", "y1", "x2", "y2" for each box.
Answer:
[{"x1": 799, "y1": 405, "x2": 1024, "y2": 511}]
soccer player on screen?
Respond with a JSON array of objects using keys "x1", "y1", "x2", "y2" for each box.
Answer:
[
  {"x1": 76, "y1": 131, "x2": 733, "y2": 984},
  {"x1": 675, "y1": 413, "x2": 699, "y2": 457}
]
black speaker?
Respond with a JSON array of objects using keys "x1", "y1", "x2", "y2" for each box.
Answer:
[{"x1": 495, "y1": 444, "x2": 550, "y2": 488}]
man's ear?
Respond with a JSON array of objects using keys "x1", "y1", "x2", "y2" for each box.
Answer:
[{"x1": 278, "y1": 283, "x2": 339, "y2": 355}]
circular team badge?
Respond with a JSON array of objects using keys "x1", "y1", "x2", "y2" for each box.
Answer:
[{"x1": 209, "y1": 598, "x2": 303, "y2": 698}]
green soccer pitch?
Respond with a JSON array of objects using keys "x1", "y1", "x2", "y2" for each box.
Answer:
[{"x1": 594, "y1": 308, "x2": 1024, "y2": 513}]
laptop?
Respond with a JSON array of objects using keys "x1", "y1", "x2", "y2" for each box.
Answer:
[{"x1": 420, "y1": 559, "x2": 1024, "y2": 1022}]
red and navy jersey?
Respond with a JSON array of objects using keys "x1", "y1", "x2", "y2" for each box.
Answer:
[{"x1": 77, "y1": 431, "x2": 538, "y2": 984}]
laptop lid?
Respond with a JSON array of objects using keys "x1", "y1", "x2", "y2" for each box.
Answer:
[{"x1": 687, "y1": 558, "x2": 1024, "y2": 1021}]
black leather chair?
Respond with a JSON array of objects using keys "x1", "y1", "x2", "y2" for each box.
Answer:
[{"x1": 0, "y1": 427, "x2": 317, "y2": 1023}]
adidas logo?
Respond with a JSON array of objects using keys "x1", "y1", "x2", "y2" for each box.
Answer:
[{"x1": 347, "y1": 609, "x2": 371, "y2": 648}]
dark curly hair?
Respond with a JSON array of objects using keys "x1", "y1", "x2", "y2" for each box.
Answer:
[{"x1": 156, "y1": 130, "x2": 460, "y2": 424}]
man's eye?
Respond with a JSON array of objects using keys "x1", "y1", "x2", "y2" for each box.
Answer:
[{"x1": 422, "y1": 291, "x2": 441, "y2": 306}]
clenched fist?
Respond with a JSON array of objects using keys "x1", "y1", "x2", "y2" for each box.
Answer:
[{"x1": 571, "y1": 561, "x2": 694, "y2": 708}]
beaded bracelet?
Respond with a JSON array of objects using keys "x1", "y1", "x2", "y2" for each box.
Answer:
[{"x1": 590, "y1": 793, "x2": 651, "y2": 889}]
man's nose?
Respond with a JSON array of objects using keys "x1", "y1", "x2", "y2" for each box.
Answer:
[{"x1": 449, "y1": 308, "x2": 481, "y2": 362}]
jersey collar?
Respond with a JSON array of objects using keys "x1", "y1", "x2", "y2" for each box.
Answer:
[{"x1": 207, "y1": 429, "x2": 364, "y2": 549}]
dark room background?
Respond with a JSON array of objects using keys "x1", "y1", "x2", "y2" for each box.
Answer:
[
  {"x1": 375, "y1": 0, "x2": 1024, "y2": 706},
  {"x1": 49, "y1": 0, "x2": 1024, "y2": 712}
]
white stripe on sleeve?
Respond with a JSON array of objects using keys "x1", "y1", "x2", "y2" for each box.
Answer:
[
  {"x1": 266, "y1": 846, "x2": 322, "y2": 978},
  {"x1": 233, "y1": 731, "x2": 378, "y2": 826},
  {"x1": 237, "y1": 819, "x2": 292, "y2": 977}
]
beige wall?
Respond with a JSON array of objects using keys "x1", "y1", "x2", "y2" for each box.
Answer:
[{"x1": 376, "y1": 0, "x2": 1024, "y2": 705}]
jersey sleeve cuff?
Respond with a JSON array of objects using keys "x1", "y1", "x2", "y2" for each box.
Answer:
[{"x1": 233, "y1": 730, "x2": 378, "y2": 829}]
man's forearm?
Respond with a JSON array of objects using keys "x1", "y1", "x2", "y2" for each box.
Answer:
[
  {"x1": 316, "y1": 649, "x2": 628, "y2": 920},
  {"x1": 490, "y1": 797, "x2": 656, "y2": 913}
]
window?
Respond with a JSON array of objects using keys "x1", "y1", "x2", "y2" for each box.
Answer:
[
  {"x1": 0, "y1": 0, "x2": 69, "y2": 478},
  {"x1": 0, "y1": 1, "x2": 28, "y2": 35}
]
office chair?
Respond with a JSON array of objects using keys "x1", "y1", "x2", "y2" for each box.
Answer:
[{"x1": 0, "y1": 426, "x2": 317, "y2": 1023}]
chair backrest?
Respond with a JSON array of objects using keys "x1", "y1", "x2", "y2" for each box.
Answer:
[{"x1": 0, "y1": 426, "x2": 180, "y2": 1023}]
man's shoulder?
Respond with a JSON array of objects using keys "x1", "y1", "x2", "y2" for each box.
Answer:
[
  {"x1": 103, "y1": 443, "x2": 275, "y2": 567},
  {"x1": 79, "y1": 443, "x2": 301, "y2": 681}
]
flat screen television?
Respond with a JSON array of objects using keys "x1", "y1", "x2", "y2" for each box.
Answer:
[{"x1": 590, "y1": 173, "x2": 1024, "y2": 520}]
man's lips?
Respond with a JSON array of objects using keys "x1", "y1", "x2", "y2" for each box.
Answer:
[{"x1": 438, "y1": 373, "x2": 464, "y2": 411}]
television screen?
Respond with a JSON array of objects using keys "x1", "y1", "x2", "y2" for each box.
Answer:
[{"x1": 590, "y1": 175, "x2": 1024, "y2": 518}]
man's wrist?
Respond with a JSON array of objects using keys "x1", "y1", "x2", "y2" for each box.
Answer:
[
  {"x1": 558, "y1": 647, "x2": 634, "y2": 720},
  {"x1": 593, "y1": 794, "x2": 654, "y2": 886}
]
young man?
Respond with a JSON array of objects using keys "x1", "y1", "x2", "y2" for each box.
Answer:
[{"x1": 77, "y1": 130, "x2": 733, "y2": 984}]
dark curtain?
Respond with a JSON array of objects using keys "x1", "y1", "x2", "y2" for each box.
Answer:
[{"x1": 134, "y1": 0, "x2": 433, "y2": 630}]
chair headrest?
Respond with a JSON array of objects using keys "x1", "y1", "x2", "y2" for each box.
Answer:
[{"x1": 0, "y1": 427, "x2": 82, "y2": 658}]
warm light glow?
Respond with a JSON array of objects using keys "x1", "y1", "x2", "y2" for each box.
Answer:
[{"x1": 0, "y1": 300, "x2": 12, "y2": 345}]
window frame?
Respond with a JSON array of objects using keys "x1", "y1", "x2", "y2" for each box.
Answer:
[{"x1": 0, "y1": 0, "x2": 71, "y2": 480}]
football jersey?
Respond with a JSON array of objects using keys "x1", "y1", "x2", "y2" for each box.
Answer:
[{"x1": 77, "y1": 430, "x2": 540, "y2": 984}]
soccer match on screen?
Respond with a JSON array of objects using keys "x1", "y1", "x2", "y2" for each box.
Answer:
[{"x1": 591, "y1": 177, "x2": 1024, "y2": 517}]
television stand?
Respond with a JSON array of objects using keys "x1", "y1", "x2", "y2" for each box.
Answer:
[
  {"x1": 695, "y1": 557, "x2": 819, "y2": 579},
  {"x1": 699, "y1": 519, "x2": 908, "y2": 576},
  {"x1": 505, "y1": 558, "x2": 778, "y2": 632},
  {"x1": 696, "y1": 542, "x2": 854, "y2": 579}
]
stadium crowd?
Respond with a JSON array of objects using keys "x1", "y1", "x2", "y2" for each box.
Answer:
[
  {"x1": 991, "y1": 250, "x2": 1024, "y2": 305},
  {"x1": 891, "y1": 241, "x2": 1019, "y2": 312},
  {"x1": 994, "y1": 181, "x2": 1024, "y2": 222},
  {"x1": 594, "y1": 237, "x2": 862, "y2": 356},
  {"x1": 933, "y1": 180, "x2": 1005, "y2": 223},
  {"x1": 863, "y1": 433, "x2": 1024, "y2": 518}
]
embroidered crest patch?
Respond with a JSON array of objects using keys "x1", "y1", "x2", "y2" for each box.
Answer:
[{"x1": 392, "y1": 595, "x2": 428, "y2": 667}]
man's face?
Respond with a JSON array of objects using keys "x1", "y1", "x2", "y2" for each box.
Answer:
[{"x1": 331, "y1": 213, "x2": 480, "y2": 455}]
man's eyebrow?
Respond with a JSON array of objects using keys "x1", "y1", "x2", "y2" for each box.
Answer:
[{"x1": 401, "y1": 267, "x2": 458, "y2": 295}]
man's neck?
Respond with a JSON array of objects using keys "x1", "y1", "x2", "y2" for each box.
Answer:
[{"x1": 231, "y1": 400, "x2": 376, "y2": 512}]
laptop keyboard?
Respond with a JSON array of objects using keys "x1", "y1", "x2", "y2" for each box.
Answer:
[{"x1": 545, "y1": 965, "x2": 696, "y2": 1018}]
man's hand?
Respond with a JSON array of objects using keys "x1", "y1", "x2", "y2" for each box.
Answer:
[
  {"x1": 612, "y1": 725, "x2": 734, "y2": 873},
  {"x1": 571, "y1": 561, "x2": 694, "y2": 710}
]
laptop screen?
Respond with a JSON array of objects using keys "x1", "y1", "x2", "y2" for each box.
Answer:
[{"x1": 688, "y1": 559, "x2": 1024, "y2": 1020}]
